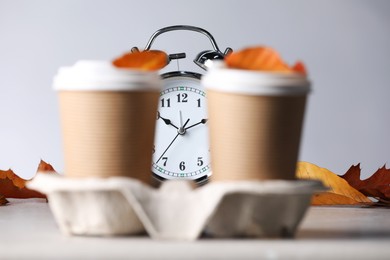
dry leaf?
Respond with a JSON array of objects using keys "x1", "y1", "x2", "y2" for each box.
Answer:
[
  {"x1": 225, "y1": 46, "x2": 307, "y2": 74},
  {"x1": 310, "y1": 192, "x2": 365, "y2": 206},
  {"x1": 291, "y1": 61, "x2": 307, "y2": 74},
  {"x1": 112, "y1": 50, "x2": 168, "y2": 70},
  {"x1": 0, "y1": 160, "x2": 57, "y2": 199},
  {"x1": 0, "y1": 194, "x2": 9, "y2": 206},
  {"x1": 296, "y1": 162, "x2": 371, "y2": 205},
  {"x1": 37, "y1": 159, "x2": 57, "y2": 172},
  {"x1": 341, "y1": 164, "x2": 390, "y2": 204}
]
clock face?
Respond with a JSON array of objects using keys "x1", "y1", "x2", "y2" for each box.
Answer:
[{"x1": 152, "y1": 73, "x2": 211, "y2": 182}]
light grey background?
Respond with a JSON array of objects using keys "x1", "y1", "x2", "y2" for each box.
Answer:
[{"x1": 0, "y1": 0, "x2": 389, "y2": 179}]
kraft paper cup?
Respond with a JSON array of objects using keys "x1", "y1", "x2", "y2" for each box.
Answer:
[
  {"x1": 201, "y1": 67, "x2": 310, "y2": 181},
  {"x1": 53, "y1": 60, "x2": 161, "y2": 184}
]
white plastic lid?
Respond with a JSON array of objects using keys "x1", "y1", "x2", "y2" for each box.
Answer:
[
  {"x1": 201, "y1": 66, "x2": 311, "y2": 96},
  {"x1": 53, "y1": 60, "x2": 162, "y2": 91}
]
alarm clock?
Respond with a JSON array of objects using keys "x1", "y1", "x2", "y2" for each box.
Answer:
[{"x1": 131, "y1": 25, "x2": 232, "y2": 184}]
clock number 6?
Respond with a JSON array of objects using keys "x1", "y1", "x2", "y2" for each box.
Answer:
[{"x1": 179, "y1": 161, "x2": 186, "y2": 171}]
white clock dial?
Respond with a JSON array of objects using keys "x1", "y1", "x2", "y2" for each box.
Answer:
[{"x1": 152, "y1": 73, "x2": 210, "y2": 182}]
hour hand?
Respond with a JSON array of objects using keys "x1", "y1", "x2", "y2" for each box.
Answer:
[
  {"x1": 158, "y1": 112, "x2": 178, "y2": 129},
  {"x1": 185, "y1": 119, "x2": 208, "y2": 130}
]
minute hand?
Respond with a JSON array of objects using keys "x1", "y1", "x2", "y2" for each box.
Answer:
[
  {"x1": 184, "y1": 119, "x2": 208, "y2": 130},
  {"x1": 156, "y1": 118, "x2": 190, "y2": 164}
]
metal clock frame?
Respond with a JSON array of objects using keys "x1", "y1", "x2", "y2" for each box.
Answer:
[{"x1": 132, "y1": 25, "x2": 232, "y2": 185}]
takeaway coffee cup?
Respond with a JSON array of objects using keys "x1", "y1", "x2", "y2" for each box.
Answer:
[
  {"x1": 53, "y1": 60, "x2": 161, "y2": 184},
  {"x1": 202, "y1": 67, "x2": 310, "y2": 181}
]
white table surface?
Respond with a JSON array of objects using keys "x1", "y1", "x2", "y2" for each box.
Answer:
[{"x1": 1, "y1": 199, "x2": 390, "y2": 260}]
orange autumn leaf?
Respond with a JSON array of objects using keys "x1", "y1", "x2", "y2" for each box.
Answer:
[
  {"x1": 225, "y1": 46, "x2": 307, "y2": 75},
  {"x1": 0, "y1": 160, "x2": 57, "y2": 199},
  {"x1": 0, "y1": 169, "x2": 29, "y2": 198},
  {"x1": 296, "y1": 162, "x2": 371, "y2": 205},
  {"x1": 0, "y1": 194, "x2": 9, "y2": 206},
  {"x1": 291, "y1": 61, "x2": 307, "y2": 75},
  {"x1": 112, "y1": 50, "x2": 168, "y2": 71},
  {"x1": 341, "y1": 164, "x2": 390, "y2": 204},
  {"x1": 37, "y1": 159, "x2": 57, "y2": 172}
]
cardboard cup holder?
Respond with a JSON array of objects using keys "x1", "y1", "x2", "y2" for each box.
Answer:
[{"x1": 28, "y1": 174, "x2": 324, "y2": 240}]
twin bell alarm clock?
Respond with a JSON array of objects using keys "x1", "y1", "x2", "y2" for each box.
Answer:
[{"x1": 131, "y1": 25, "x2": 232, "y2": 184}]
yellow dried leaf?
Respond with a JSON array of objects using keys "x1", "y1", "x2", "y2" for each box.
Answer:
[
  {"x1": 296, "y1": 162, "x2": 371, "y2": 205},
  {"x1": 311, "y1": 192, "x2": 364, "y2": 206}
]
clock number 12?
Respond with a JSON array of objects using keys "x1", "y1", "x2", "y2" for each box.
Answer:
[{"x1": 177, "y1": 93, "x2": 188, "y2": 103}]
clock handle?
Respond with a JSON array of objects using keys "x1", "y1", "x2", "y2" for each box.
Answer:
[
  {"x1": 133, "y1": 25, "x2": 232, "y2": 70},
  {"x1": 141, "y1": 25, "x2": 232, "y2": 56}
]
